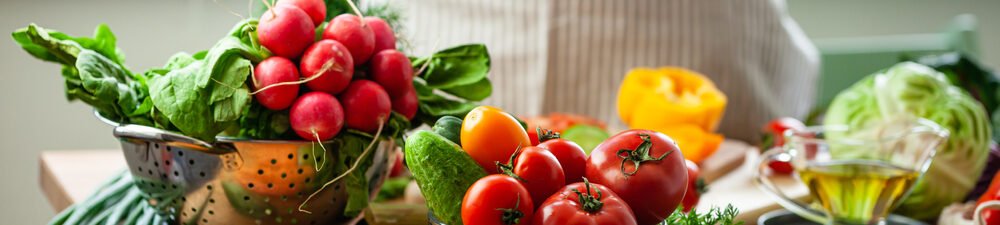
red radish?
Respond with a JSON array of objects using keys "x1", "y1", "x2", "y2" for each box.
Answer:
[
  {"x1": 276, "y1": 0, "x2": 326, "y2": 26},
  {"x1": 300, "y1": 39, "x2": 354, "y2": 94},
  {"x1": 338, "y1": 80, "x2": 391, "y2": 133},
  {"x1": 364, "y1": 17, "x2": 396, "y2": 53},
  {"x1": 323, "y1": 14, "x2": 376, "y2": 64},
  {"x1": 370, "y1": 50, "x2": 414, "y2": 98},
  {"x1": 252, "y1": 57, "x2": 300, "y2": 110},
  {"x1": 391, "y1": 87, "x2": 418, "y2": 120},
  {"x1": 290, "y1": 92, "x2": 345, "y2": 141},
  {"x1": 257, "y1": 5, "x2": 315, "y2": 58}
]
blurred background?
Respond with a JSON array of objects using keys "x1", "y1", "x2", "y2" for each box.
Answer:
[{"x1": 1, "y1": 0, "x2": 998, "y2": 224}]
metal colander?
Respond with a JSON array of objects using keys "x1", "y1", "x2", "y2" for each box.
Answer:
[{"x1": 112, "y1": 124, "x2": 395, "y2": 225}]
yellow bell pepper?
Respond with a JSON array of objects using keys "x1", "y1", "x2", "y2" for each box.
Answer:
[{"x1": 616, "y1": 67, "x2": 727, "y2": 163}]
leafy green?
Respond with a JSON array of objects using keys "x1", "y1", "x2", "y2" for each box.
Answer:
[
  {"x1": 147, "y1": 20, "x2": 269, "y2": 141},
  {"x1": 374, "y1": 177, "x2": 411, "y2": 202},
  {"x1": 334, "y1": 130, "x2": 381, "y2": 217},
  {"x1": 661, "y1": 205, "x2": 742, "y2": 225},
  {"x1": 12, "y1": 24, "x2": 154, "y2": 127},
  {"x1": 441, "y1": 77, "x2": 492, "y2": 101},
  {"x1": 412, "y1": 44, "x2": 490, "y2": 89},
  {"x1": 825, "y1": 62, "x2": 992, "y2": 220},
  {"x1": 908, "y1": 53, "x2": 1000, "y2": 141}
]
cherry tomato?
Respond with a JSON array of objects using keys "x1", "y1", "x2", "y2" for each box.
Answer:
[
  {"x1": 462, "y1": 175, "x2": 534, "y2": 225},
  {"x1": 680, "y1": 159, "x2": 706, "y2": 212},
  {"x1": 762, "y1": 117, "x2": 806, "y2": 148},
  {"x1": 499, "y1": 146, "x2": 566, "y2": 208},
  {"x1": 537, "y1": 129, "x2": 587, "y2": 184},
  {"x1": 585, "y1": 130, "x2": 688, "y2": 225},
  {"x1": 977, "y1": 170, "x2": 1000, "y2": 224},
  {"x1": 532, "y1": 179, "x2": 637, "y2": 225},
  {"x1": 761, "y1": 117, "x2": 806, "y2": 175},
  {"x1": 462, "y1": 106, "x2": 532, "y2": 173}
]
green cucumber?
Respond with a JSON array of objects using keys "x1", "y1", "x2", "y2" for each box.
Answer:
[
  {"x1": 431, "y1": 116, "x2": 463, "y2": 146},
  {"x1": 405, "y1": 130, "x2": 487, "y2": 225}
]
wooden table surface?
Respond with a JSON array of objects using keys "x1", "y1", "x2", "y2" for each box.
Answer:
[{"x1": 39, "y1": 140, "x2": 806, "y2": 225}]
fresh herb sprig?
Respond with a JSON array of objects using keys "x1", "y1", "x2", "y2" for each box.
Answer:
[{"x1": 662, "y1": 205, "x2": 742, "y2": 225}]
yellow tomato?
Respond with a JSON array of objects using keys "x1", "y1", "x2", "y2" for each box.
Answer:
[{"x1": 461, "y1": 106, "x2": 531, "y2": 173}]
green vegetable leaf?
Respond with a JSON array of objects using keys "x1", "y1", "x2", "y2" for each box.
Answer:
[
  {"x1": 333, "y1": 131, "x2": 379, "y2": 217},
  {"x1": 413, "y1": 44, "x2": 490, "y2": 89},
  {"x1": 13, "y1": 23, "x2": 153, "y2": 127},
  {"x1": 441, "y1": 77, "x2": 492, "y2": 101}
]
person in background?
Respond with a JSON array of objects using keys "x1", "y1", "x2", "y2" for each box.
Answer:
[{"x1": 388, "y1": 0, "x2": 819, "y2": 143}]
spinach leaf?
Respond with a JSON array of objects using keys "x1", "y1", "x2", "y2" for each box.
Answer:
[
  {"x1": 13, "y1": 24, "x2": 153, "y2": 126},
  {"x1": 334, "y1": 130, "x2": 378, "y2": 217},
  {"x1": 441, "y1": 77, "x2": 491, "y2": 101},
  {"x1": 147, "y1": 20, "x2": 267, "y2": 141},
  {"x1": 236, "y1": 102, "x2": 294, "y2": 140},
  {"x1": 412, "y1": 44, "x2": 490, "y2": 89}
]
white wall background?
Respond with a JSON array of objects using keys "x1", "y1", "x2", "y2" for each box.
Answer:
[{"x1": 0, "y1": 0, "x2": 997, "y2": 224}]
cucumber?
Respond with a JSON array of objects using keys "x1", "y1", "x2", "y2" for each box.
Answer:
[
  {"x1": 405, "y1": 130, "x2": 487, "y2": 225},
  {"x1": 431, "y1": 116, "x2": 463, "y2": 146}
]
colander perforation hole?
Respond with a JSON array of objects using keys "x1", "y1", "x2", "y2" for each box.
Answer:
[
  {"x1": 178, "y1": 150, "x2": 184, "y2": 156},
  {"x1": 270, "y1": 159, "x2": 277, "y2": 164},
  {"x1": 248, "y1": 183, "x2": 255, "y2": 189},
  {"x1": 154, "y1": 143, "x2": 159, "y2": 149},
  {"x1": 243, "y1": 196, "x2": 250, "y2": 201},
  {"x1": 199, "y1": 171, "x2": 206, "y2": 177},
  {"x1": 209, "y1": 198, "x2": 215, "y2": 204},
  {"x1": 191, "y1": 207, "x2": 197, "y2": 212},
  {"x1": 165, "y1": 160, "x2": 171, "y2": 166},
  {"x1": 287, "y1": 153, "x2": 294, "y2": 159},
  {"x1": 166, "y1": 147, "x2": 172, "y2": 152},
  {"x1": 288, "y1": 183, "x2": 295, "y2": 189},
  {"x1": 302, "y1": 154, "x2": 309, "y2": 160},
  {"x1": 297, "y1": 169, "x2": 303, "y2": 174},
  {"x1": 281, "y1": 173, "x2": 287, "y2": 179},
  {"x1": 173, "y1": 171, "x2": 179, "y2": 177},
  {"x1": 258, "y1": 169, "x2": 264, "y2": 175},
  {"x1": 201, "y1": 218, "x2": 208, "y2": 224},
  {"x1": 267, "y1": 183, "x2": 274, "y2": 189},
  {"x1": 137, "y1": 167, "x2": 143, "y2": 172},
  {"x1": 304, "y1": 177, "x2": 311, "y2": 183},
  {"x1": 188, "y1": 159, "x2": 195, "y2": 165},
  {"x1": 154, "y1": 162, "x2": 159, "y2": 167},
  {"x1": 208, "y1": 210, "x2": 214, "y2": 215}
]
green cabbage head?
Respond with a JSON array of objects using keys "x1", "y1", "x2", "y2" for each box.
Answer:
[{"x1": 825, "y1": 62, "x2": 992, "y2": 220}]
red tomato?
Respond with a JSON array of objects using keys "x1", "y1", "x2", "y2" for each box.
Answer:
[
  {"x1": 761, "y1": 117, "x2": 806, "y2": 175},
  {"x1": 462, "y1": 175, "x2": 534, "y2": 225},
  {"x1": 585, "y1": 130, "x2": 688, "y2": 225},
  {"x1": 762, "y1": 117, "x2": 806, "y2": 148},
  {"x1": 680, "y1": 160, "x2": 706, "y2": 212},
  {"x1": 538, "y1": 134, "x2": 587, "y2": 184},
  {"x1": 499, "y1": 146, "x2": 566, "y2": 208},
  {"x1": 532, "y1": 179, "x2": 637, "y2": 225},
  {"x1": 977, "y1": 170, "x2": 1000, "y2": 224}
]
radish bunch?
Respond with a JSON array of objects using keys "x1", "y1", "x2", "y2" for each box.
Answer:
[{"x1": 255, "y1": 0, "x2": 417, "y2": 141}]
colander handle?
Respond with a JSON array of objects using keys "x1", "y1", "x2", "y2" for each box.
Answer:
[{"x1": 113, "y1": 124, "x2": 229, "y2": 154}]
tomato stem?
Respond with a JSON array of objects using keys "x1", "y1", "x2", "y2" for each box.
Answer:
[
  {"x1": 496, "y1": 146, "x2": 525, "y2": 182},
  {"x1": 536, "y1": 127, "x2": 561, "y2": 143},
  {"x1": 615, "y1": 133, "x2": 672, "y2": 177},
  {"x1": 496, "y1": 195, "x2": 525, "y2": 225},
  {"x1": 696, "y1": 177, "x2": 708, "y2": 195},
  {"x1": 573, "y1": 178, "x2": 604, "y2": 213}
]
